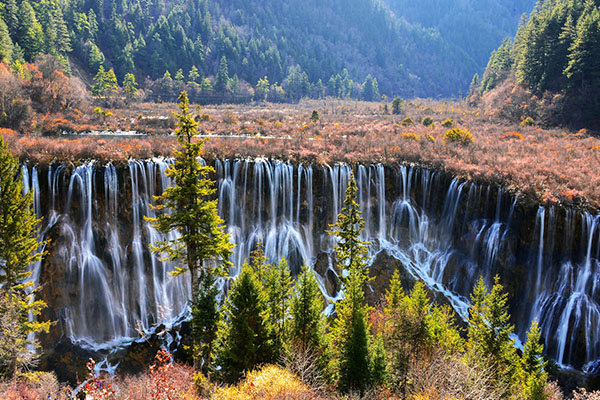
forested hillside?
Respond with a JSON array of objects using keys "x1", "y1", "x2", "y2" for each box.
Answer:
[
  {"x1": 477, "y1": 0, "x2": 600, "y2": 129},
  {"x1": 0, "y1": 0, "x2": 529, "y2": 99}
]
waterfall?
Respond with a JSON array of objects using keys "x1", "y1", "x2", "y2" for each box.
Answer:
[{"x1": 19, "y1": 159, "x2": 600, "y2": 370}]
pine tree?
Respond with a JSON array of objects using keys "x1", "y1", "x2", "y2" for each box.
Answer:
[
  {"x1": 106, "y1": 69, "x2": 119, "y2": 91},
  {"x1": 3, "y1": 0, "x2": 19, "y2": 38},
  {"x1": 0, "y1": 136, "x2": 50, "y2": 378},
  {"x1": 361, "y1": 74, "x2": 379, "y2": 101},
  {"x1": 391, "y1": 97, "x2": 403, "y2": 115},
  {"x1": 482, "y1": 38, "x2": 513, "y2": 92},
  {"x1": 467, "y1": 276, "x2": 518, "y2": 391},
  {"x1": 92, "y1": 65, "x2": 107, "y2": 97},
  {"x1": 384, "y1": 269, "x2": 404, "y2": 314},
  {"x1": 52, "y1": 7, "x2": 71, "y2": 53},
  {"x1": 400, "y1": 281, "x2": 430, "y2": 356},
  {"x1": 329, "y1": 173, "x2": 372, "y2": 393},
  {"x1": 214, "y1": 264, "x2": 272, "y2": 382},
  {"x1": 148, "y1": 91, "x2": 233, "y2": 370},
  {"x1": 290, "y1": 265, "x2": 326, "y2": 346},
  {"x1": 92, "y1": 65, "x2": 118, "y2": 98},
  {"x1": 426, "y1": 304, "x2": 463, "y2": 354},
  {"x1": 0, "y1": 17, "x2": 13, "y2": 63},
  {"x1": 469, "y1": 73, "x2": 480, "y2": 96},
  {"x1": 264, "y1": 257, "x2": 293, "y2": 359},
  {"x1": 370, "y1": 332, "x2": 387, "y2": 387},
  {"x1": 174, "y1": 68, "x2": 184, "y2": 82},
  {"x1": 88, "y1": 43, "x2": 105, "y2": 72},
  {"x1": 188, "y1": 65, "x2": 200, "y2": 85},
  {"x1": 215, "y1": 56, "x2": 230, "y2": 93},
  {"x1": 17, "y1": 0, "x2": 44, "y2": 60},
  {"x1": 564, "y1": 7, "x2": 600, "y2": 91},
  {"x1": 327, "y1": 174, "x2": 371, "y2": 284},
  {"x1": 122, "y1": 72, "x2": 138, "y2": 103},
  {"x1": 520, "y1": 320, "x2": 548, "y2": 400},
  {"x1": 333, "y1": 267, "x2": 371, "y2": 393}
]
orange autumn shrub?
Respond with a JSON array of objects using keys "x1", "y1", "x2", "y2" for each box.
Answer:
[{"x1": 501, "y1": 131, "x2": 524, "y2": 140}]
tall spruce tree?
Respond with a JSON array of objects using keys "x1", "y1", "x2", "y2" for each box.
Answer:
[
  {"x1": 289, "y1": 265, "x2": 331, "y2": 378},
  {"x1": 147, "y1": 91, "x2": 233, "y2": 371},
  {"x1": 333, "y1": 266, "x2": 371, "y2": 393},
  {"x1": 214, "y1": 264, "x2": 272, "y2": 382},
  {"x1": 520, "y1": 320, "x2": 548, "y2": 400},
  {"x1": 122, "y1": 72, "x2": 138, "y2": 103},
  {"x1": 0, "y1": 18, "x2": 13, "y2": 63},
  {"x1": 329, "y1": 173, "x2": 372, "y2": 393},
  {"x1": 467, "y1": 276, "x2": 518, "y2": 392},
  {"x1": 2, "y1": 0, "x2": 19, "y2": 38},
  {"x1": 290, "y1": 265, "x2": 326, "y2": 350},
  {"x1": 264, "y1": 257, "x2": 293, "y2": 359},
  {"x1": 0, "y1": 136, "x2": 50, "y2": 378},
  {"x1": 327, "y1": 174, "x2": 371, "y2": 284},
  {"x1": 215, "y1": 56, "x2": 230, "y2": 93},
  {"x1": 16, "y1": 0, "x2": 44, "y2": 60},
  {"x1": 564, "y1": 6, "x2": 600, "y2": 92}
]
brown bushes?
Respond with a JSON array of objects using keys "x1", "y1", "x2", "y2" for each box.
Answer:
[{"x1": 4, "y1": 98, "x2": 600, "y2": 209}]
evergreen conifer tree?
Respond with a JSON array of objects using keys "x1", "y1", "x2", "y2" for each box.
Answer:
[
  {"x1": 17, "y1": 0, "x2": 44, "y2": 60},
  {"x1": 122, "y1": 72, "x2": 138, "y2": 103},
  {"x1": 215, "y1": 56, "x2": 230, "y2": 93},
  {"x1": 92, "y1": 65, "x2": 107, "y2": 97},
  {"x1": 289, "y1": 265, "x2": 331, "y2": 382},
  {"x1": 467, "y1": 276, "x2": 518, "y2": 392},
  {"x1": 3, "y1": 0, "x2": 19, "y2": 38},
  {"x1": 264, "y1": 257, "x2": 293, "y2": 359},
  {"x1": 329, "y1": 173, "x2": 372, "y2": 393},
  {"x1": 175, "y1": 68, "x2": 184, "y2": 82},
  {"x1": 147, "y1": 91, "x2": 233, "y2": 370},
  {"x1": 188, "y1": 65, "x2": 200, "y2": 85},
  {"x1": 361, "y1": 74, "x2": 379, "y2": 101},
  {"x1": 520, "y1": 320, "x2": 548, "y2": 400},
  {"x1": 52, "y1": 7, "x2": 71, "y2": 54},
  {"x1": 290, "y1": 265, "x2": 326, "y2": 350},
  {"x1": 0, "y1": 136, "x2": 50, "y2": 378},
  {"x1": 0, "y1": 18, "x2": 13, "y2": 63},
  {"x1": 214, "y1": 264, "x2": 272, "y2": 382},
  {"x1": 565, "y1": 6, "x2": 600, "y2": 91},
  {"x1": 327, "y1": 175, "x2": 371, "y2": 284},
  {"x1": 370, "y1": 332, "x2": 387, "y2": 387}
]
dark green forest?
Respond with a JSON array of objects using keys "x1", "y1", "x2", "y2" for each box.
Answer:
[
  {"x1": 478, "y1": 0, "x2": 600, "y2": 128},
  {"x1": 0, "y1": 0, "x2": 531, "y2": 101}
]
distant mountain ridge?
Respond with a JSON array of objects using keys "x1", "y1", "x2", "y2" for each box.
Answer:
[{"x1": 0, "y1": 0, "x2": 535, "y2": 98}]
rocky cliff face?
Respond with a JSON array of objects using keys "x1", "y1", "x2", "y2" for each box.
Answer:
[{"x1": 20, "y1": 159, "x2": 600, "y2": 378}]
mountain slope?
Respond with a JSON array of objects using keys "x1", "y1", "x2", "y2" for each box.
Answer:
[
  {"x1": 0, "y1": 0, "x2": 531, "y2": 98},
  {"x1": 384, "y1": 0, "x2": 536, "y2": 70},
  {"x1": 478, "y1": 0, "x2": 600, "y2": 129}
]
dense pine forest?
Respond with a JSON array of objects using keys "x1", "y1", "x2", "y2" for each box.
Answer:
[
  {"x1": 0, "y1": 0, "x2": 533, "y2": 101},
  {"x1": 476, "y1": 0, "x2": 600, "y2": 128}
]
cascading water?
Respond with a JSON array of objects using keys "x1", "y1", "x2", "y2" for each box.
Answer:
[{"x1": 19, "y1": 159, "x2": 600, "y2": 371}]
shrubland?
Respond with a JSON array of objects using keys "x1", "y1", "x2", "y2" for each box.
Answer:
[{"x1": 3, "y1": 95, "x2": 600, "y2": 210}]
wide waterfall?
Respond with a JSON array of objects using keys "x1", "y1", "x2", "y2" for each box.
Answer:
[{"x1": 21, "y1": 159, "x2": 600, "y2": 372}]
